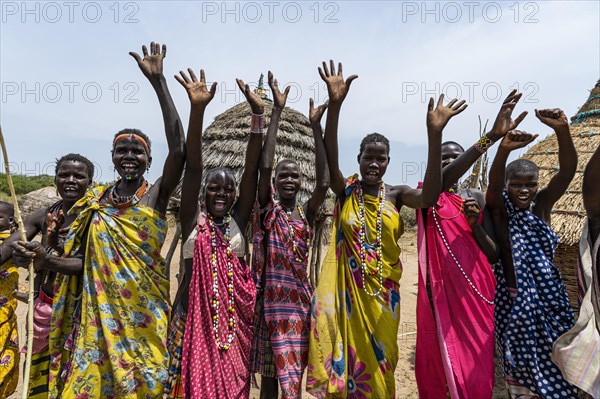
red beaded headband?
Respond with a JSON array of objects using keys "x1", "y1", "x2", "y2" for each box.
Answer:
[{"x1": 113, "y1": 133, "x2": 150, "y2": 155}]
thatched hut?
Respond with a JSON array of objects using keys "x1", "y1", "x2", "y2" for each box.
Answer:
[
  {"x1": 202, "y1": 101, "x2": 318, "y2": 205},
  {"x1": 522, "y1": 79, "x2": 600, "y2": 311},
  {"x1": 169, "y1": 81, "x2": 334, "y2": 285}
]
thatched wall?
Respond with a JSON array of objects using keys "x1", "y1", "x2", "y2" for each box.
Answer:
[
  {"x1": 522, "y1": 79, "x2": 600, "y2": 311},
  {"x1": 202, "y1": 101, "x2": 320, "y2": 206}
]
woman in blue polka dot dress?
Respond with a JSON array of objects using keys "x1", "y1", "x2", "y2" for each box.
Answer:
[{"x1": 486, "y1": 108, "x2": 579, "y2": 399}]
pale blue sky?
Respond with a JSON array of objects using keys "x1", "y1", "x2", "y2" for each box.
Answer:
[{"x1": 1, "y1": 1, "x2": 598, "y2": 186}]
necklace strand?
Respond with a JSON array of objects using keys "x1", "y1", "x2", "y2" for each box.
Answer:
[
  {"x1": 108, "y1": 180, "x2": 148, "y2": 208},
  {"x1": 208, "y1": 214, "x2": 237, "y2": 351},
  {"x1": 283, "y1": 205, "x2": 311, "y2": 262},
  {"x1": 432, "y1": 210, "x2": 494, "y2": 305},
  {"x1": 357, "y1": 181, "x2": 386, "y2": 297}
]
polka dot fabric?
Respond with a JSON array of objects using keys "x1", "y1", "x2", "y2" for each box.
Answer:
[{"x1": 494, "y1": 192, "x2": 578, "y2": 398}]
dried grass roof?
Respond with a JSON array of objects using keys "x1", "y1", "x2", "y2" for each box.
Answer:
[
  {"x1": 198, "y1": 100, "x2": 323, "y2": 206},
  {"x1": 522, "y1": 80, "x2": 600, "y2": 245}
]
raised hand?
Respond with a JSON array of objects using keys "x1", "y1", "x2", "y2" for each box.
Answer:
[
  {"x1": 236, "y1": 78, "x2": 264, "y2": 114},
  {"x1": 175, "y1": 68, "x2": 217, "y2": 108},
  {"x1": 535, "y1": 108, "x2": 568, "y2": 131},
  {"x1": 268, "y1": 71, "x2": 290, "y2": 110},
  {"x1": 462, "y1": 197, "x2": 481, "y2": 227},
  {"x1": 426, "y1": 94, "x2": 468, "y2": 134},
  {"x1": 318, "y1": 60, "x2": 358, "y2": 105},
  {"x1": 489, "y1": 89, "x2": 528, "y2": 138},
  {"x1": 45, "y1": 210, "x2": 64, "y2": 254},
  {"x1": 499, "y1": 130, "x2": 539, "y2": 151},
  {"x1": 129, "y1": 42, "x2": 167, "y2": 81},
  {"x1": 309, "y1": 98, "x2": 329, "y2": 127}
]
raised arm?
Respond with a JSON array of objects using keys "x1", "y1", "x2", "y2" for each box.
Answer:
[
  {"x1": 257, "y1": 72, "x2": 290, "y2": 208},
  {"x1": 534, "y1": 109, "x2": 577, "y2": 217},
  {"x1": 304, "y1": 98, "x2": 330, "y2": 226},
  {"x1": 583, "y1": 143, "x2": 600, "y2": 243},
  {"x1": 320, "y1": 60, "x2": 358, "y2": 198},
  {"x1": 129, "y1": 42, "x2": 185, "y2": 215},
  {"x1": 175, "y1": 68, "x2": 217, "y2": 239},
  {"x1": 486, "y1": 130, "x2": 539, "y2": 209},
  {"x1": 233, "y1": 78, "x2": 265, "y2": 231},
  {"x1": 442, "y1": 90, "x2": 527, "y2": 190},
  {"x1": 398, "y1": 95, "x2": 466, "y2": 209}
]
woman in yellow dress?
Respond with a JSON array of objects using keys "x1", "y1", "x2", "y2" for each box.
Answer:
[
  {"x1": 306, "y1": 61, "x2": 467, "y2": 398},
  {"x1": 15, "y1": 42, "x2": 185, "y2": 399}
]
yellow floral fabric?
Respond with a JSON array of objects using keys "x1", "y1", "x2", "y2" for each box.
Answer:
[
  {"x1": 0, "y1": 231, "x2": 19, "y2": 398},
  {"x1": 307, "y1": 175, "x2": 403, "y2": 399},
  {"x1": 49, "y1": 186, "x2": 171, "y2": 399}
]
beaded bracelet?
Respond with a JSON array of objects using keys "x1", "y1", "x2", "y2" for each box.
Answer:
[
  {"x1": 250, "y1": 113, "x2": 265, "y2": 133},
  {"x1": 474, "y1": 135, "x2": 493, "y2": 154}
]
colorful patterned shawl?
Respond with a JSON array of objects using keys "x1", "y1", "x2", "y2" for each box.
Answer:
[
  {"x1": 181, "y1": 216, "x2": 256, "y2": 399},
  {"x1": 49, "y1": 186, "x2": 170, "y2": 398},
  {"x1": 307, "y1": 175, "x2": 402, "y2": 399}
]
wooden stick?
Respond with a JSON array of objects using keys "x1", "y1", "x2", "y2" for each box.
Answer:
[{"x1": 0, "y1": 126, "x2": 34, "y2": 399}]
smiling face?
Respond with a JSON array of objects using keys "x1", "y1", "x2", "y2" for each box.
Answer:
[
  {"x1": 275, "y1": 161, "x2": 301, "y2": 201},
  {"x1": 204, "y1": 170, "x2": 237, "y2": 218},
  {"x1": 112, "y1": 137, "x2": 151, "y2": 181},
  {"x1": 506, "y1": 170, "x2": 539, "y2": 209},
  {"x1": 55, "y1": 160, "x2": 92, "y2": 203},
  {"x1": 358, "y1": 142, "x2": 389, "y2": 186},
  {"x1": 441, "y1": 142, "x2": 464, "y2": 169}
]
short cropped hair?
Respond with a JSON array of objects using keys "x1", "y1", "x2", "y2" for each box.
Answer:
[
  {"x1": 359, "y1": 133, "x2": 390, "y2": 157},
  {"x1": 55, "y1": 153, "x2": 95, "y2": 179},
  {"x1": 506, "y1": 159, "x2": 539, "y2": 180},
  {"x1": 442, "y1": 141, "x2": 465, "y2": 152}
]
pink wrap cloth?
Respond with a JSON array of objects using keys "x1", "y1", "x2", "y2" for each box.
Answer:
[
  {"x1": 21, "y1": 293, "x2": 53, "y2": 355},
  {"x1": 181, "y1": 216, "x2": 257, "y2": 399},
  {"x1": 415, "y1": 191, "x2": 496, "y2": 399}
]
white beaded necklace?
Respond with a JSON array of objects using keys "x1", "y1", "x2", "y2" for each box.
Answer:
[
  {"x1": 208, "y1": 214, "x2": 237, "y2": 351},
  {"x1": 432, "y1": 209, "x2": 494, "y2": 305},
  {"x1": 357, "y1": 181, "x2": 386, "y2": 297},
  {"x1": 283, "y1": 205, "x2": 311, "y2": 262}
]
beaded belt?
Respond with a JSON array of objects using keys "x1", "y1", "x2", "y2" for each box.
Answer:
[{"x1": 39, "y1": 287, "x2": 54, "y2": 305}]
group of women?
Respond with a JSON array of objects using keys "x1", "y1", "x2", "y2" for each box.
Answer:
[{"x1": 0, "y1": 41, "x2": 598, "y2": 399}]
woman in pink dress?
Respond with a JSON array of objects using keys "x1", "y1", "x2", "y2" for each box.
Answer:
[{"x1": 165, "y1": 68, "x2": 264, "y2": 398}]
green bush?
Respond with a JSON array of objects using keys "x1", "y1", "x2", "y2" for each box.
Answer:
[{"x1": 0, "y1": 173, "x2": 55, "y2": 196}]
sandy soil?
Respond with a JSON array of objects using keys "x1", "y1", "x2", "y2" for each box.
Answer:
[{"x1": 12, "y1": 219, "x2": 507, "y2": 398}]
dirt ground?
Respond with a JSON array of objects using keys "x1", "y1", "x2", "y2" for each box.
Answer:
[{"x1": 12, "y1": 219, "x2": 507, "y2": 398}]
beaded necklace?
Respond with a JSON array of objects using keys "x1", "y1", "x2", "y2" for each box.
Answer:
[
  {"x1": 432, "y1": 210, "x2": 494, "y2": 305},
  {"x1": 282, "y1": 205, "x2": 311, "y2": 262},
  {"x1": 208, "y1": 213, "x2": 236, "y2": 351},
  {"x1": 356, "y1": 180, "x2": 386, "y2": 297},
  {"x1": 108, "y1": 179, "x2": 148, "y2": 209}
]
